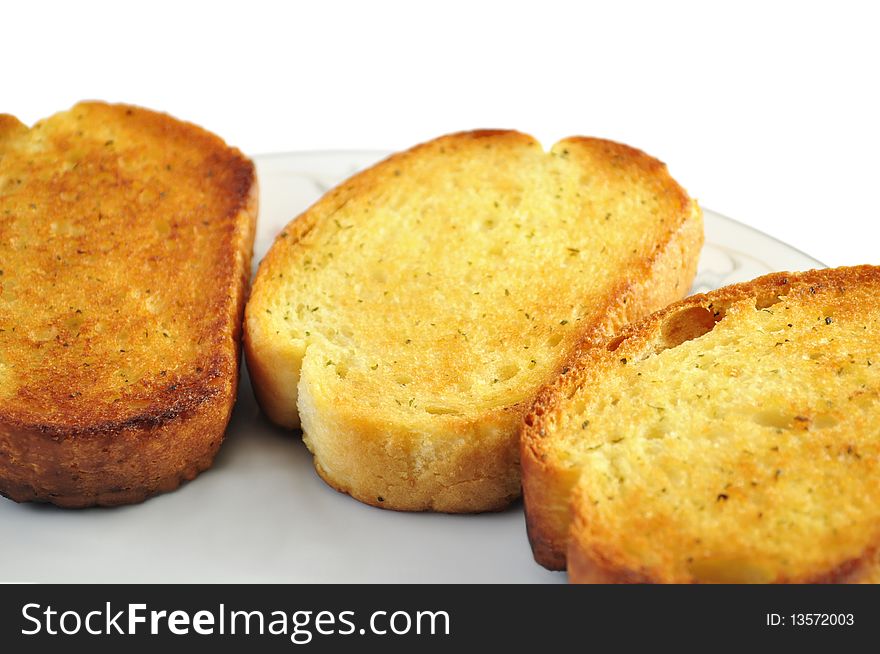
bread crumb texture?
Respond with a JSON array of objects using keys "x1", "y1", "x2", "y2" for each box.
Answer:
[
  {"x1": 536, "y1": 267, "x2": 880, "y2": 582},
  {"x1": 0, "y1": 102, "x2": 256, "y2": 506},
  {"x1": 0, "y1": 103, "x2": 253, "y2": 425},
  {"x1": 246, "y1": 130, "x2": 701, "y2": 511}
]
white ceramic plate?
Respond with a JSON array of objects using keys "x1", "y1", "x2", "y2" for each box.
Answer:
[{"x1": 0, "y1": 152, "x2": 824, "y2": 583}]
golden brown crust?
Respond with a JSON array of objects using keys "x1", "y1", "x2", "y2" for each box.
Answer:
[
  {"x1": 522, "y1": 195, "x2": 702, "y2": 567},
  {"x1": 246, "y1": 129, "x2": 702, "y2": 513},
  {"x1": 0, "y1": 102, "x2": 257, "y2": 506},
  {"x1": 524, "y1": 266, "x2": 880, "y2": 575},
  {"x1": 298, "y1": 384, "x2": 524, "y2": 513}
]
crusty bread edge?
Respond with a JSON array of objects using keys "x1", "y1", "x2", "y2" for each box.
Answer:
[
  {"x1": 300, "y1": 384, "x2": 524, "y2": 512},
  {"x1": 521, "y1": 195, "x2": 703, "y2": 567},
  {"x1": 0, "y1": 105, "x2": 258, "y2": 507},
  {"x1": 525, "y1": 266, "x2": 880, "y2": 575},
  {"x1": 246, "y1": 130, "x2": 703, "y2": 513}
]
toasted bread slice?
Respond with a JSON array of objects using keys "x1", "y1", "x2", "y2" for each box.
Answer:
[
  {"x1": 245, "y1": 130, "x2": 702, "y2": 512},
  {"x1": 0, "y1": 102, "x2": 257, "y2": 507},
  {"x1": 522, "y1": 266, "x2": 880, "y2": 581}
]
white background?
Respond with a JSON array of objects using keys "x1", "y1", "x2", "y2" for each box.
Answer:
[{"x1": 3, "y1": 0, "x2": 877, "y2": 267}]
